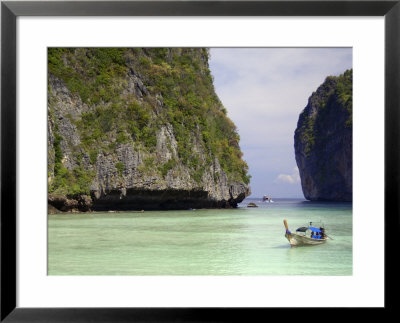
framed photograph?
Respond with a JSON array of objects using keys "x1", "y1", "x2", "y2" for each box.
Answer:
[{"x1": 1, "y1": 0, "x2": 397, "y2": 320}]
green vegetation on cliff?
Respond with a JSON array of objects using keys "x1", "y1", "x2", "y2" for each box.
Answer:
[
  {"x1": 48, "y1": 48, "x2": 250, "y2": 196},
  {"x1": 296, "y1": 69, "x2": 352, "y2": 156},
  {"x1": 294, "y1": 69, "x2": 353, "y2": 201}
]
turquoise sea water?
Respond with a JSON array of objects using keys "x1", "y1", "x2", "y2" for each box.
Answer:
[{"x1": 48, "y1": 198, "x2": 352, "y2": 275}]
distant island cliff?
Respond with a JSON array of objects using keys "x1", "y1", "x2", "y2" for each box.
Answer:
[
  {"x1": 48, "y1": 48, "x2": 250, "y2": 212},
  {"x1": 294, "y1": 69, "x2": 352, "y2": 201}
]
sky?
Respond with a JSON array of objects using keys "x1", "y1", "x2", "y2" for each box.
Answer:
[{"x1": 209, "y1": 48, "x2": 352, "y2": 199}]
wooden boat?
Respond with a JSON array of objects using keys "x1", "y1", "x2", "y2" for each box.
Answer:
[{"x1": 283, "y1": 219, "x2": 327, "y2": 246}]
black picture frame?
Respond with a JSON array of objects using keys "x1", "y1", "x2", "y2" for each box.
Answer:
[{"x1": 1, "y1": 0, "x2": 397, "y2": 321}]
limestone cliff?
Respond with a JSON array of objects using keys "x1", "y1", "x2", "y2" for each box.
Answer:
[
  {"x1": 48, "y1": 48, "x2": 250, "y2": 212},
  {"x1": 294, "y1": 69, "x2": 352, "y2": 201}
]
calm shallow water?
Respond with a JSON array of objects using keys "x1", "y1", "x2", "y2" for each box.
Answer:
[{"x1": 48, "y1": 198, "x2": 352, "y2": 275}]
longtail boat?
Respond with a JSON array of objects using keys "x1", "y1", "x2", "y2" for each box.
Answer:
[{"x1": 283, "y1": 219, "x2": 328, "y2": 247}]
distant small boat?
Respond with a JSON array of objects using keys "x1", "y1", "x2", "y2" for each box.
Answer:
[
  {"x1": 283, "y1": 219, "x2": 328, "y2": 247},
  {"x1": 247, "y1": 202, "x2": 258, "y2": 207},
  {"x1": 262, "y1": 195, "x2": 273, "y2": 203}
]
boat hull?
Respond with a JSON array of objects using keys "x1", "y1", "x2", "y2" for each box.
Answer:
[{"x1": 285, "y1": 233, "x2": 327, "y2": 246}]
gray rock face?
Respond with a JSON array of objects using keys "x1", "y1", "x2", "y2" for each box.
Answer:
[
  {"x1": 48, "y1": 49, "x2": 250, "y2": 211},
  {"x1": 294, "y1": 70, "x2": 352, "y2": 201}
]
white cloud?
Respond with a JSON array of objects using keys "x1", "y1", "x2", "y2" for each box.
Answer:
[
  {"x1": 210, "y1": 48, "x2": 352, "y2": 151},
  {"x1": 274, "y1": 167, "x2": 301, "y2": 184}
]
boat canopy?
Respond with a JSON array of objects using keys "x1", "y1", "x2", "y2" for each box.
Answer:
[{"x1": 296, "y1": 226, "x2": 322, "y2": 233}]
